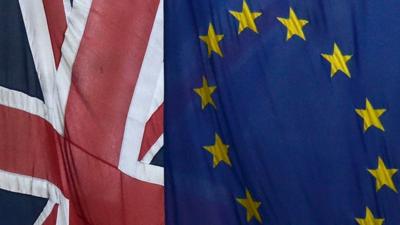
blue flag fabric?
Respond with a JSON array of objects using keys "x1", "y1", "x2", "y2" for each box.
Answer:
[
  {"x1": 0, "y1": 189, "x2": 48, "y2": 225},
  {"x1": 165, "y1": 0, "x2": 400, "y2": 224}
]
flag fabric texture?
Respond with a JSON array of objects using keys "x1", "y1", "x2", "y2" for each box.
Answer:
[
  {"x1": 0, "y1": 0, "x2": 164, "y2": 224},
  {"x1": 165, "y1": 0, "x2": 400, "y2": 225}
]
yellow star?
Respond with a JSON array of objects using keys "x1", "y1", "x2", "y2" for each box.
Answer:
[
  {"x1": 355, "y1": 98, "x2": 386, "y2": 132},
  {"x1": 203, "y1": 133, "x2": 231, "y2": 167},
  {"x1": 277, "y1": 7, "x2": 309, "y2": 41},
  {"x1": 193, "y1": 76, "x2": 217, "y2": 109},
  {"x1": 229, "y1": 0, "x2": 262, "y2": 34},
  {"x1": 368, "y1": 157, "x2": 398, "y2": 192},
  {"x1": 199, "y1": 23, "x2": 224, "y2": 57},
  {"x1": 321, "y1": 43, "x2": 352, "y2": 78},
  {"x1": 236, "y1": 189, "x2": 262, "y2": 223},
  {"x1": 355, "y1": 207, "x2": 384, "y2": 225}
]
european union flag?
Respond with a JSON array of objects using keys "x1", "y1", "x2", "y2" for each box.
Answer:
[{"x1": 165, "y1": 0, "x2": 400, "y2": 224}]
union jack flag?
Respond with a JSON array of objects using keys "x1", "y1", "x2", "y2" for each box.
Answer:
[{"x1": 0, "y1": 0, "x2": 164, "y2": 224}]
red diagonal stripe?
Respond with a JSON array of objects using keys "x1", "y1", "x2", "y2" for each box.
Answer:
[
  {"x1": 43, "y1": 204, "x2": 58, "y2": 225},
  {"x1": 139, "y1": 104, "x2": 163, "y2": 161},
  {"x1": 43, "y1": 0, "x2": 67, "y2": 68}
]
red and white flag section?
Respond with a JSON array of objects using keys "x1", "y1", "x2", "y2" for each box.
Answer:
[{"x1": 0, "y1": 0, "x2": 164, "y2": 224}]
